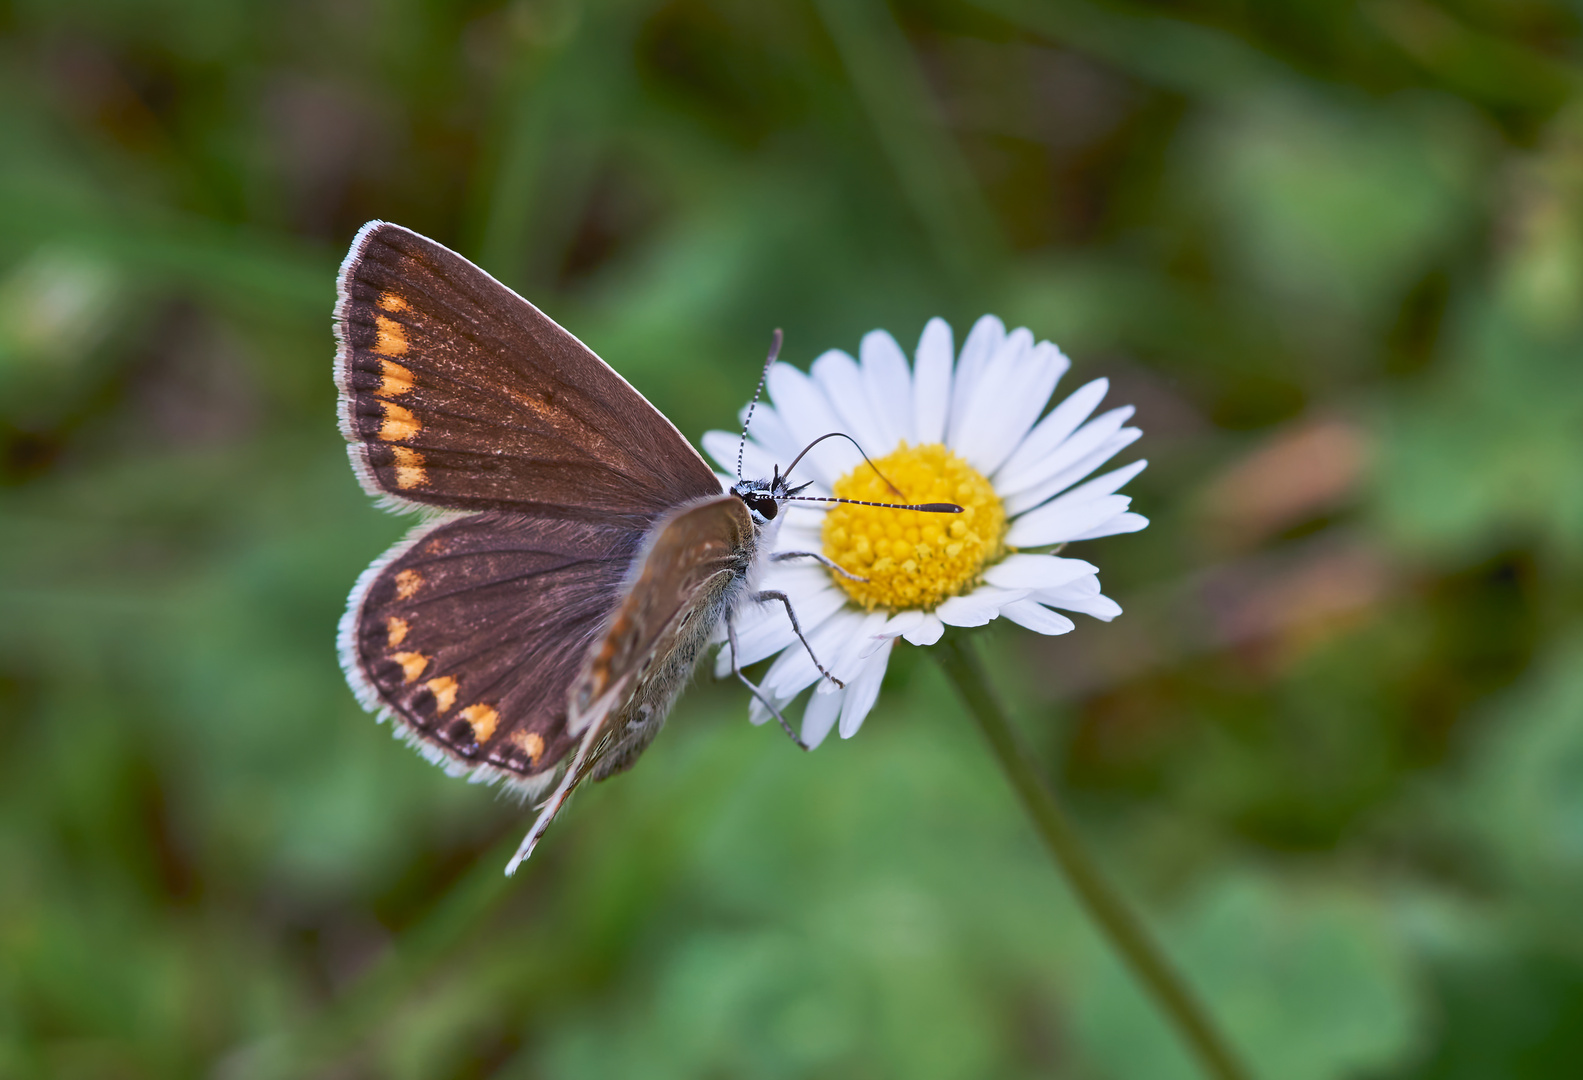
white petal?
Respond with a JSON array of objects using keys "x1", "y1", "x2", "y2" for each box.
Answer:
[
  {"x1": 1039, "y1": 588, "x2": 1123, "y2": 621},
  {"x1": 776, "y1": 510, "x2": 827, "y2": 538},
  {"x1": 956, "y1": 331, "x2": 1063, "y2": 476},
  {"x1": 854, "y1": 604, "x2": 912, "y2": 659},
  {"x1": 983, "y1": 554, "x2": 1099, "y2": 590},
  {"x1": 748, "y1": 691, "x2": 788, "y2": 726},
  {"x1": 1000, "y1": 599, "x2": 1077, "y2": 636},
  {"x1": 731, "y1": 585, "x2": 847, "y2": 669},
  {"x1": 948, "y1": 315, "x2": 1005, "y2": 447},
  {"x1": 1037, "y1": 574, "x2": 1101, "y2": 601},
  {"x1": 860, "y1": 609, "x2": 922, "y2": 659},
  {"x1": 860, "y1": 330, "x2": 914, "y2": 450},
  {"x1": 936, "y1": 586, "x2": 1029, "y2": 627},
  {"x1": 835, "y1": 611, "x2": 890, "y2": 682},
  {"x1": 994, "y1": 378, "x2": 1110, "y2": 493},
  {"x1": 740, "y1": 402, "x2": 801, "y2": 466},
  {"x1": 762, "y1": 557, "x2": 831, "y2": 587},
  {"x1": 1067, "y1": 512, "x2": 1150, "y2": 541},
  {"x1": 756, "y1": 562, "x2": 830, "y2": 605},
  {"x1": 703, "y1": 429, "x2": 778, "y2": 482},
  {"x1": 782, "y1": 505, "x2": 832, "y2": 528},
  {"x1": 717, "y1": 638, "x2": 761, "y2": 679},
  {"x1": 912, "y1": 318, "x2": 953, "y2": 444},
  {"x1": 772, "y1": 529, "x2": 825, "y2": 557},
  {"x1": 1005, "y1": 493, "x2": 1132, "y2": 548},
  {"x1": 1032, "y1": 455, "x2": 1146, "y2": 509},
  {"x1": 716, "y1": 609, "x2": 792, "y2": 677},
  {"x1": 952, "y1": 327, "x2": 1032, "y2": 468},
  {"x1": 1004, "y1": 428, "x2": 1142, "y2": 517},
  {"x1": 801, "y1": 686, "x2": 844, "y2": 748},
  {"x1": 723, "y1": 567, "x2": 832, "y2": 675},
  {"x1": 1037, "y1": 340, "x2": 1072, "y2": 384},
  {"x1": 954, "y1": 327, "x2": 1030, "y2": 456},
  {"x1": 764, "y1": 609, "x2": 865, "y2": 698},
  {"x1": 903, "y1": 613, "x2": 945, "y2": 646},
  {"x1": 839, "y1": 638, "x2": 893, "y2": 739},
  {"x1": 999, "y1": 403, "x2": 1133, "y2": 501},
  {"x1": 876, "y1": 609, "x2": 926, "y2": 639},
  {"x1": 1066, "y1": 458, "x2": 1147, "y2": 501},
  {"x1": 967, "y1": 341, "x2": 1069, "y2": 477},
  {"x1": 767, "y1": 362, "x2": 860, "y2": 488},
  {"x1": 811, "y1": 349, "x2": 888, "y2": 457},
  {"x1": 767, "y1": 553, "x2": 835, "y2": 582},
  {"x1": 1034, "y1": 574, "x2": 1112, "y2": 609}
]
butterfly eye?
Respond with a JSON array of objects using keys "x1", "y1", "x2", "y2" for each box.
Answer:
[{"x1": 750, "y1": 493, "x2": 778, "y2": 521}]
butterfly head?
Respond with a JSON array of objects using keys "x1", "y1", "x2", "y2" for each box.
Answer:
[
  {"x1": 729, "y1": 333, "x2": 965, "y2": 531},
  {"x1": 731, "y1": 467, "x2": 812, "y2": 528}
]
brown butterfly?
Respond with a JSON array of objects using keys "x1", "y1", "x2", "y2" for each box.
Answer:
[{"x1": 333, "y1": 222, "x2": 958, "y2": 873}]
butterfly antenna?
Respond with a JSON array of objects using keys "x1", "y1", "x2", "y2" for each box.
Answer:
[
  {"x1": 782, "y1": 432, "x2": 906, "y2": 498},
  {"x1": 782, "y1": 495, "x2": 963, "y2": 513},
  {"x1": 738, "y1": 328, "x2": 782, "y2": 480}
]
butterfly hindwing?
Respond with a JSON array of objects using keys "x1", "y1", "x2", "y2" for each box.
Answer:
[
  {"x1": 340, "y1": 508, "x2": 648, "y2": 794},
  {"x1": 334, "y1": 221, "x2": 722, "y2": 516}
]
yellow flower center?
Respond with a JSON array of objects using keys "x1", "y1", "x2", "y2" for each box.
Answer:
[{"x1": 820, "y1": 442, "x2": 1006, "y2": 612}]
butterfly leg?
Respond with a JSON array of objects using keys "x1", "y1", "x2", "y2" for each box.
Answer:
[
  {"x1": 754, "y1": 589, "x2": 844, "y2": 690},
  {"x1": 727, "y1": 614, "x2": 810, "y2": 751},
  {"x1": 770, "y1": 550, "x2": 868, "y2": 582}
]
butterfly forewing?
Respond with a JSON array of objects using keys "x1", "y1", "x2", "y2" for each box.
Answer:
[
  {"x1": 334, "y1": 221, "x2": 722, "y2": 516},
  {"x1": 341, "y1": 509, "x2": 647, "y2": 793}
]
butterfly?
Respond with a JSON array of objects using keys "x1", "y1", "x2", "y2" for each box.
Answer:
[{"x1": 333, "y1": 222, "x2": 959, "y2": 873}]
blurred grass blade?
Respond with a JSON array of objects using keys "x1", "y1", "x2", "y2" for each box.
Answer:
[
  {"x1": 971, "y1": 0, "x2": 1293, "y2": 99},
  {"x1": 472, "y1": 0, "x2": 649, "y2": 292},
  {"x1": 813, "y1": 0, "x2": 1003, "y2": 279}
]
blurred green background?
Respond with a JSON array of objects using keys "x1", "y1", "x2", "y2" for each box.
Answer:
[{"x1": 3, "y1": 0, "x2": 1582, "y2": 1077}]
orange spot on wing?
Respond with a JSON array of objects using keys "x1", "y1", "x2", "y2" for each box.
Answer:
[
  {"x1": 425, "y1": 675, "x2": 458, "y2": 712},
  {"x1": 386, "y1": 616, "x2": 409, "y2": 647},
  {"x1": 391, "y1": 446, "x2": 427, "y2": 489},
  {"x1": 511, "y1": 729, "x2": 545, "y2": 766},
  {"x1": 378, "y1": 359, "x2": 414, "y2": 396},
  {"x1": 379, "y1": 400, "x2": 421, "y2": 442},
  {"x1": 395, "y1": 569, "x2": 423, "y2": 599},
  {"x1": 374, "y1": 314, "x2": 408, "y2": 356},
  {"x1": 391, "y1": 651, "x2": 429, "y2": 682},
  {"x1": 460, "y1": 704, "x2": 499, "y2": 742},
  {"x1": 377, "y1": 292, "x2": 410, "y2": 313},
  {"x1": 588, "y1": 614, "x2": 629, "y2": 685}
]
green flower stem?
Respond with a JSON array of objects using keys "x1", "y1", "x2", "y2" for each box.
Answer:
[{"x1": 935, "y1": 635, "x2": 1252, "y2": 1080}]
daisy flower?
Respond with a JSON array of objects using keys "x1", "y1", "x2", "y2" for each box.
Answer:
[{"x1": 701, "y1": 314, "x2": 1147, "y2": 748}]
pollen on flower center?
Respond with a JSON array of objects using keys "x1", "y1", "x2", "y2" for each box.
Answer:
[{"x1": 821, "y1": 443, "x2": 1005, "y2": 612}]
